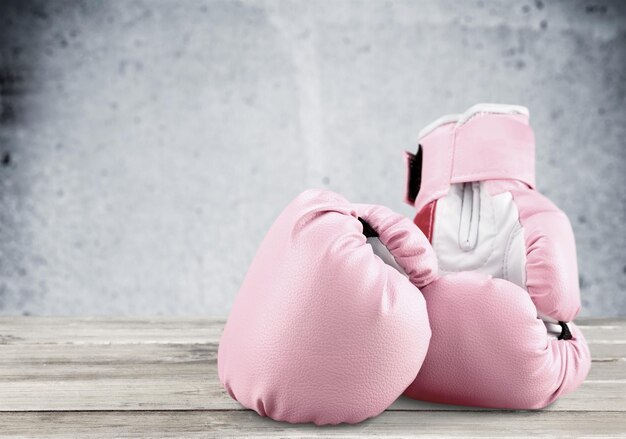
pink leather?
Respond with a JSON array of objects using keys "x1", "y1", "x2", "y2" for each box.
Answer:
[
  {"x1": 485, "y1": 179, "x2": 581, "y2": 322},
  {"x1": 404, "y1": 106, "x2": 591, "y2": 409},
  {"x1": 218, "y1": 189, "x2": 436, "y2": 424},
  {"x1": 404, "y1": 273, "x2": 590, "y2": 409},
  {"x1": 406, "y1": 111, "x2": 535, "y2": 212}
]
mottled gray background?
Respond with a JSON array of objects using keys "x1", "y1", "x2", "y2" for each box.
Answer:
[{"x1": 0, "y1": 0, "x2": 624, "y2": 316}]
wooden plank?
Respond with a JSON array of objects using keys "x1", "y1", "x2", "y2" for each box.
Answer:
[
  {"x1": 589, "y1": 343, "x2": 626, "y2": 359},
  {"x1": 1, "y1": 410, "x2": 625, "y2": 438},
  {"x1": 0, "y1": 317, "x2": 623, "y2": 345},
  {"x1": 576, "y1": 318, "x2": 626, "y2": 326},
  {"x1": 2, "y1": 343, "x2": 622, "y2": 381},
  {"x1": 1, "y1": 341, "x2": 624, "y2": 412},
  {"x1": 0, "y1": 317, "x2": 624, "y2": 416},
  {"x1": 0, "y1": 371, "x2": 621, "y2": 413},
  {"x1": 0, "y1": 317, "x2": 224, "y2": 345},
  {"x1": 0, "y1": 318, "x2": 624, "y2": 438}
]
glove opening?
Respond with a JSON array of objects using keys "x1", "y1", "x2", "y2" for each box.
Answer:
[
  {"x1": 358, "y1": 217, "x2": 378, "y2": 238},
  {"x1": 558, "y1": 321, "x2": 573, "y2": 341},
  {"x1": 405, "y1": 145, "x2": 423, "y2": 204}
]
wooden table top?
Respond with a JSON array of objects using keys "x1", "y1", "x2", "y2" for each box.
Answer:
[{"x1": 0, "y1": 317, "x2": 624, "y2": 438}]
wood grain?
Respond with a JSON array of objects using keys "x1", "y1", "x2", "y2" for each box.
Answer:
[
  {"x1": 0, "y1": 317, "x2": 625, "y2": 437},
  {"x1": 2, "y1": 411, "x2": 626, "y2": 438}
]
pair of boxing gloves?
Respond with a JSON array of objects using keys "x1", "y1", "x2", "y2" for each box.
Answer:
[{"x1": 218, "y1": 104, "x2": 591, "y2": 425}]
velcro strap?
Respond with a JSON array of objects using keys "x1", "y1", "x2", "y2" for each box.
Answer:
[
  {"x1": 405, "y1": 113, "x2": 535, "y2": 209},
  {"x1": 450, "y1": 115, "x2": 535, "y2": 186}
]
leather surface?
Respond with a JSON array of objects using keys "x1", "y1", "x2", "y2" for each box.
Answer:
[
  {"x1": 404, "y1": 273, "x2": 591, "y2": 409},
  {"x1": 218, "y1": 189, "x2": 436, "y2": 424},
  {"x1": 507, "y1": 182, "x2": 581, "y2": 322},
  {"x1": 405, "y1": 104, "x2": 591, "y2": 409}
]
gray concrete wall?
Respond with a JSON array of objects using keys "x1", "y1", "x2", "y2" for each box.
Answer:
[{"x1": 0, "y1": 0, "x2": 624, "y2": 316}]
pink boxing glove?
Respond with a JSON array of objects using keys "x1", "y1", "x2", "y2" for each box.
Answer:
[
  {"x1": 218, "y1": 189, "x2": 437, "y2": 424},
  {"x1": 403, "y1": 104, "x2": 591, "y2": 409}
]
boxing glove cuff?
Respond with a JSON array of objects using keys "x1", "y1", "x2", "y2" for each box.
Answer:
[{"x1": 405, "y1": 103, "x2": 536, "y2": 212}]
